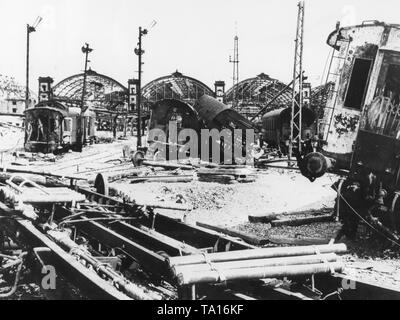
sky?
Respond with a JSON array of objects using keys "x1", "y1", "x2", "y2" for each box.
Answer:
[{"x1": 1, "y1": 0, "x2": 400, "y2": 92}]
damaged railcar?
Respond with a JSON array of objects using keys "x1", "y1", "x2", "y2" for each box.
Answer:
[
  {"x1": 315, "y1": 21, "x2": 400, "y2": 240},
  {"x1": 144, "y1": 98, "x2": 204, "y2": 159},
  {"x1": 261, "y1": 106, "x2": 317, "y2": 155},
  {"x1": 144, "y1": 95, "x2": 256, "y2": 164},
  {"x1": 320, "y1": 21, "x2": 400, "y2": 169},
  {"x1": 148, "y1": 98, "x2": 203, "y2": 141},
  {"x1": 194, "y1": 95, "x2": 254, "y2": 131},
  {"x1": 24, "y1": 100, "x2": 96, "y2": 153}
]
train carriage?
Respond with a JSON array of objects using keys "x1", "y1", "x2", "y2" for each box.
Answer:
[
  {"x1": 24, "y1": 100, "x2": 96, "y2": 153},
  {"x1": 313, "y1": 21, "x2": 400, "y2": 239},
  {"x1": 261, "y1": 106, "x2": 316, "y2": 154}
]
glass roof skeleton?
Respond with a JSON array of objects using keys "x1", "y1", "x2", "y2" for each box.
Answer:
[
  {"x1": 225, "y1": 73, "x2": 292, "y2": 107},
  {"x1": 141, "y1": 71, "x2": 214, "y2": 105},
  {"x1": 53, "y1": 69, "x2": 127, "y2": 110}
]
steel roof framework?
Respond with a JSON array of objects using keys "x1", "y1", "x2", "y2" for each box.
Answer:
[
  {"x1": 53, "y1": 69, "x2": 128, "y2": 109},
  {"x1": 141, "y1": 71, "x2": 214, "y2": 106}
]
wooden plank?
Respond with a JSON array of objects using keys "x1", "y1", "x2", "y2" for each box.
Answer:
[
  {"x1": 196, "y1": 222, "x2": 269, "y2": 246},
  {"x1": 66, "y1": 217, "x2": 169, "y2": 276},
  {"x1": 270, "y1": 214, "x2": 334, "y2": 227},
  {"x1": 18, "y1": 187, "x2": 86, "y2": 204},
  {"x1": 249, "y1": 208, "x2": 334, "y2": 224},
  {"x1": 105, "y1": 221, "x2": 200, "y2": 256},
  {"x1": 130, "y1": 175, "x2": 193, "y2": 184},
  {"x1": 142, "y1": 160, "x2": 194, "y2": 170},
  {"x1": 0, "y1": 165, "x2": 87, "y2": 180},
  {"x1": 267, "y1": 235, "x2": 332, "y2": 246},
  {"x1": 197, "y1": 168, "x2": 255, "y2": 176},
  {"x1": 248, "y1": 214, "x2": 279, "y2": 223}
]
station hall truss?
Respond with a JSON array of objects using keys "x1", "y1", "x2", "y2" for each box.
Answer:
[
  {"x1": 31, "y1": 69, "x2": 329, "y2": 131},
  {"x1": 141, "y1": 70, "x2": 214, "y2": 108},
  {"x1": 53, "y1": 69, "x2": 128, "y2": 113},
  {"x1": 52, "y1": 70, "x2": 215, "y2": 115},
  {"x1": 224, "y1": 73, "x2": 293, "y2": 120}
]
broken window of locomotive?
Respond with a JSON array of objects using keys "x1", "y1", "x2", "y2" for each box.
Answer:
[
  {"x1": 362, "y1": 58, "x2": 400, "y2": 138},
  {"x1": 344, "y1": 58, "x2": 373, "y2": 110}
]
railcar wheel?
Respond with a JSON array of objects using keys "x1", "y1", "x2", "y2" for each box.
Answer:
[
  {"x1": 94, "y1": 173, "x2": 109, "y2": 196},
  {"x1": 131, "y1": 150, "x2": 145, "y2": 167},
  {"x1": 301, "y1": 152, "x2": 331, "y2": 181}
]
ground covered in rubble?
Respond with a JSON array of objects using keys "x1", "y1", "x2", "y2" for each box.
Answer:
[
  {"x1": 2, "y1": 137, "x2": 400, "y2": 297},
  {"x1": 341, "y1": 238, "x2": 400, "y2": 289},
  {"x1": 112, "y1": 169, "x2": 337, "y2": 226}
]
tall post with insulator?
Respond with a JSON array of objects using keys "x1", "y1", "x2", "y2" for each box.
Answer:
[{"x1": 290, "y1": 1, "x2": 305, "y2": 157}]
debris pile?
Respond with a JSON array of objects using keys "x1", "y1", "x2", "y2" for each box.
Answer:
[
  {"x1": 197, "y1": 165, "x2": 256, "y2": 184},
  {"x1": 234, "y1": 221, "x2": 342, "y2": 246},
  {"x1": 157, "y1": 183, "x2": 235, "y2": 211}
]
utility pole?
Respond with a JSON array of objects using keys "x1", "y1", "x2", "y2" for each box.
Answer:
[
  {"x1": 77, "y1": 43, "x2": 93, "y2": 151},
  {"x1": 135, "y1": 27, "x2": 147, "y2": 148},
  {"x1": 25, "y1": 16, "x2": 42, "y2": 110},
  {"x1": 289, "y1": 1, "x2": 305, "y2": 157},
  {"x1": 229, "y1": 26, "x2": 239, "y2": 109}
]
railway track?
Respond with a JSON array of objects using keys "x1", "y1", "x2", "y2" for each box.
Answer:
[{"x1": 1, "y1": 184, "x2": 400, "y2": 300}]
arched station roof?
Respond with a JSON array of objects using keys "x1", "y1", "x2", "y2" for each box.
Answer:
[
  {"x1": 142, "y1": 71, "x2": 214, "y2": 105},
  {"x1": 225, "y1": 73, "x2": 292, "y2": 107},
  {"x1": 53, "y1": 69, "x2": 127, "y2": 110}
]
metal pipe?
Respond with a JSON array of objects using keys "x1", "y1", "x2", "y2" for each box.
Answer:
[
  {"x1": 177, "y1": 262, "x2": 344, "y2": 286},
  {"x1": 172, "y1": 253, "x2": 339, "y2": 276},
  {"x1": 168, "y1": 244, "x2": 347, "y2": 267}
]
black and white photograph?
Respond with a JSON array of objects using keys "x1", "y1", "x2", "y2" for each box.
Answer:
[{"x1": 0, "y1": 0, "x2": 400, "y2": 306}]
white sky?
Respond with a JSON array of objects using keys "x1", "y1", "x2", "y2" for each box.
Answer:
[{"x1": 1, "y1": 0, "x2": 400, "y2": 91}]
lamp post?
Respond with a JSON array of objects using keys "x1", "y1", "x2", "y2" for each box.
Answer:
[
  {"x1": 77, "y1": 43, "x2": 93, "y2": 151},
  {"x1": 81, "y1": 43, "x2": 93, "y2": 113},
  {"x1": 134, "y1": 21, "x2": 156, "y2": 148},
  {"x1": 25, "y1": 16, "x2": 42, "y2": 110},
  {"x1": 134, "y1": 27, "x2": 147, "y2": 148}
]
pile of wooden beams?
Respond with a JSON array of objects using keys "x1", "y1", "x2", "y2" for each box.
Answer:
[
  {"x1": 197, "y1": 165, "x2": 256, "y2": 184},
  {"x1": 249, "y1": 208, "x2": 334, "y2": 225},
  {"x1": 168, "y1": 244, "x2": 347, "y2": 286}
]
